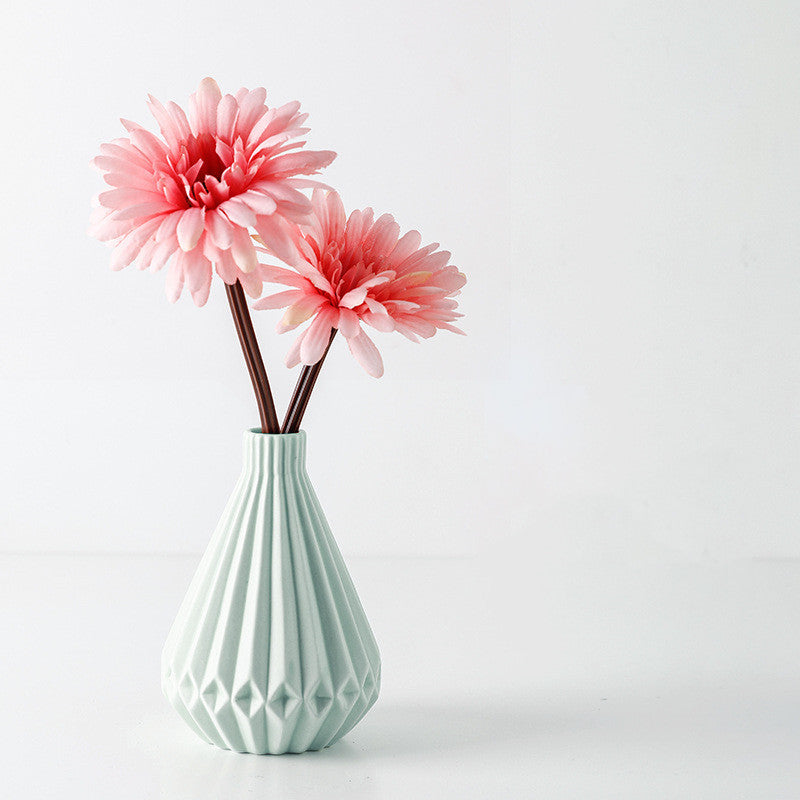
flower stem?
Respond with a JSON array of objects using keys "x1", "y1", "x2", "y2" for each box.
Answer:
[
  {"x1": 225, "y1": 281, "x2": 279, "y2": 434},
  {"x1": 282, "y1": 329, "x2": 337, "y2": 434}
]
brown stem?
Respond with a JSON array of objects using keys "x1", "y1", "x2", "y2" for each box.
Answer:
[
  {"x1": 282, "y1": 329, "x2": 337, "y2": 434},
  {"x1": 225, "y1": 281, "x2": 279, "y2": 433}
]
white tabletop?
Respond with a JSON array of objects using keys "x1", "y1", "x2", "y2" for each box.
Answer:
[{"x1": 1, "y1": 552, "x2": 798, "y2": 799}]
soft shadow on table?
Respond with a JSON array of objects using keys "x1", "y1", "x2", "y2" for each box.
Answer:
[
  {"x1": 135, "y1": 699, "x2": 579, "y2": 798},
  {"x1": 348, "y1": 698, "x2": 567, "y2": 758}
]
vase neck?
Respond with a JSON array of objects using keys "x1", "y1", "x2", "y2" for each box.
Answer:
[{"x1": 242, "y1": 429, "x2": 307, "y2": 476}]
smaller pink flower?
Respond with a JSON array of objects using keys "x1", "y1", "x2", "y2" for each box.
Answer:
[
  {"x1": 253, "y1": 190, "x2": 466, "y2": 377},
  {"x1": 89, "y1": 78, "x2": 335, "y2": 305}
]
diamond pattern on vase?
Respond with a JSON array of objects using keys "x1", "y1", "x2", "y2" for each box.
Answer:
[
  {"x1": 306, "y1": 682, "x2": 334, "y2": 717},
  {"x1": 161, "y1": 431, "x2": 381, "y2": 755},
  {"x1": 200, "y1": 678, "x2": 230, "y2": 715},
  {"x1": 234, "y1": 681, "x2": 267, "y2": 719},
  {"x1": 268, "y1": 684, "x2": 301, "y2": 720}
]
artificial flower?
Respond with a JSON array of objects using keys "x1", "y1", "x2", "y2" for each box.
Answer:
[
  {"x1": 89, "y1": 78, "x2": 335, "y2": 305},
  {"x1": 253, "y1": 189, "x2": 466, "y2": 377}
]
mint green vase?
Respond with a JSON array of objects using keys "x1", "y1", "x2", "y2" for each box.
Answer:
[{"x1": 161, "y1": 430, "x2": 381, "y2": 754}]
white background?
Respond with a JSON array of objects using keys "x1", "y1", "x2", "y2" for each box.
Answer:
[
  {"x1": 1, "y1": 0, "x2": 799, "y2": 561},
  {"x1": 1, "y1": 1, "x2": 799, "y2": 798}
]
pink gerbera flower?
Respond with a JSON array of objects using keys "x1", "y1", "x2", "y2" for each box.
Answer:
[
  {"x1": 252, "y1": 189, "x2": 466, "y2": 377},
  {"x1": 89, "y1": 78, "x2": 335, "y2": 305}
]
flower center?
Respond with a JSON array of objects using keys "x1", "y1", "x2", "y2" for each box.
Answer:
[{"x1": 190, "y1": 133, "x2": 226, "y2": 187}]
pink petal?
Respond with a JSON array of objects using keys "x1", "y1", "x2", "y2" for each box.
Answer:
[
  {"x1": 98, "y1": 187, "x2": 165, "y2": 210},
  {"x1": 184, "y1": 253, "x2": 213, "y2": 306},
  {"x1": 258, "y1": 263, "x2": 309, "y2": 289},
  {"x1": 337, "y1": 308, "x2": 361, "y2": 338},
  {"x1": 165, "y1": 258, "x2": 184, "y2": 303},
  {"x1": 191, "y1": 275, "x2": 212, "y2": 306},
  {"x1": 252, "y1": 289, "x2": 302, "y2": 310},
  {"x1": 214, "y1": 250, "x2": 239, "y2": 284},
  {"x1": 189, "y1": 77, "x2": 222, "y2": 134},
  {"x1": 369, "y1": 214, "x2": 400, "y2": 255},
  {"x1": 254, "y1": 213, "x2": 301, "y2": 266},
  {"x1": 399, "y1": 317, "x2": 437, "y2": 338},
  {"x1": 147, "y1": 94, "x2": 181, "y2": 150},
  {"x1": 149, "y1": 236, "x2": 178, "y2": 272},
  {"x1": 216, "y1": 94, "x2": 239, "y2": 140},
  {"x1": 176, "y1": 207, "x2": 205, "y2": 251},
  {"x1": 113, "y1": 200, "x2": 173, "y2": 221},
  {"x1": 128, "y1": 128, "x2": 168, "y2": 163},
  {"x1": 284, "y1": 177, "x2": 335, "y2": 192},
  {"x1": 266, "y1": 150, "x2": 336, "y2": 179},
  {"x1": 339, "y1": 286, "x2": 368, "y2": 309},
  {"x1": 109, "y1": 234, "x2": 145, "y2": 271},
  {"x1": 325, "y1": 190, "x2": 346, "y2": 240},
  {"x1": 393, "y1": 322, "x2": 421, "y2": 343},
  {"x1": 230, "y1": 226, "x2": 258, "y2": 273},
  {"x1": 256, "y1": 181, "x2": 312, "y2": 212},
  {"x1": 300, "y1": 307, "x2": 336, "y2": 365},
  {"x1": 239, "y1": 270, "x2": 263, "y2": 298},
  {"x1": 362, "y1": 312, "x2": 395, "y2": 333},
  {"x1": 166, "y1": 101, "x2": 192, "y2": 141},
  {"x1": 347, "y1": 330, "x2": 384, "y2": 377},
  {"x1": 278, "y1": 294, "x2": 327, "y2": 332},
  {"x1": 88, "y1": 214, "x2": 136, "y2": 242},
  {"x1": 238, "y1": 189, "x2": 278, "y2": 216},
  {"x1": 291, "y1": 260, "x2": 335, "y2": 295},
  {"x1": 285, "y1": 328, "x2": 308, "y2": 368},
  {"x1": 206, "y1": 210, "x2": 234, "y2": 248},
  {"x1": 220, "y1": 197, "x2": 257, "y2": 228},
  {"x1": 235, "y1": 87, "x2": 268, "y2": 137},
  {"x1": 156, "y1": 211, "x2": 181, "y2": 242}
]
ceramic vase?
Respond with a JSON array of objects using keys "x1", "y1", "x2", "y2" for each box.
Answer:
[{"x1": 161, "y1": 429, "x2": 381, "y2": 754}]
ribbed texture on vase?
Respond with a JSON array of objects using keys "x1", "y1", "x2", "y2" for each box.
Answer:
[{"x1": 161, "y1": 430, "x2": 381, "y2": 755}]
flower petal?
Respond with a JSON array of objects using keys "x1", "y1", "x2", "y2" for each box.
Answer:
[
  {"x1": 266, "y1": 150, "x2": 336, "y2": 179},
  {"x1": 252, "y1": 289, "x2": 302, "y2": 310},
  {"x1": 337, "y1": 308, "x2": 361, "y2": 338},
  {"x1": 189, "y1": 77, "x2": 222, "y2": 134},
  {"x1": 278, "y1": 294, "x2": 327, "y2": 332},
  {"x1": 362, "y1": 312, "x2": 395, "y2": 333},
  {"x1": 176, "y1": 207, "x2": 205, "y2": 251},
  {"x1": 285, "y1": 328, "x2": 308, "y2": 368},
  {"x1": 220, "y1": 197, "x2": 257, "y2": 228},
  {"x1": 347, "y1": 330, "x2": 384, "y2": 377},
  {"x1": 338, "y1": 285, "x2": 368, "y2": 309},
  {"x1": 216, "y1": 93, "x2": 239, "y2": 140},
  {"x1": 206, "y1": 210, "x2": 234, "y2": 248},
  {"x1": 238, "y1": 190, "x2": 278, "y2": 217},
  {"x1": 300, "y1": 307, "x2": 336, "y2": 365},
  {"x1": 230, "y1": 226, "x2": 259, "y2": 273},
  {"x1": 165, "y1": 258, "x2": 184, "y2": 303},
  {"x1": 254, "y1": 213, "x2": 301, "y2": 266}
]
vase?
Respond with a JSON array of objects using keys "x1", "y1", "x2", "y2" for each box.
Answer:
[{"x1": 161, "y1": 429, "x2": 381, "y2": 754}]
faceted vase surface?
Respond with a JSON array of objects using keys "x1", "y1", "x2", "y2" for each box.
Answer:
[{"x1": 161, "y1": 430, "x2": 381, "y2": 754}]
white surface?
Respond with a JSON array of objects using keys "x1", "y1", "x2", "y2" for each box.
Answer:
[
  {"x1": 1, "y1": 552, "x2": 799, "y2": 799},
  {"x1": 2, "y1": 1, "x2": 800, "y2": 559}
]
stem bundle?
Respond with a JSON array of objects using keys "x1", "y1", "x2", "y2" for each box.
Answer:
[{"x1": 225, "y1": 281, "x2": 279, "y2": 434}]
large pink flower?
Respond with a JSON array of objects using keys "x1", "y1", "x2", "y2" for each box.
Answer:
[
  {"x1": 89, "y1": 78, "x2": 335, "y2": 305},
  {"x1": 252, "y1": 190, "x2": 466, "y2": 377}
]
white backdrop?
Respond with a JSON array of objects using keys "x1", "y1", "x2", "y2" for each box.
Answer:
[{"x1": 1, "y1": 0, "x2": 798, "y2": 561}]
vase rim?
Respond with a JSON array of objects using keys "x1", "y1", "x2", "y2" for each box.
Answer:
[{"x1": 245, "y1": 428, "x2": 306, "y2": 438}]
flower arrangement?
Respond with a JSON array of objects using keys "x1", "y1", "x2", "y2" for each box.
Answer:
[{"x1": 90, "y1": 78, "x2": 466, "y2": 433}]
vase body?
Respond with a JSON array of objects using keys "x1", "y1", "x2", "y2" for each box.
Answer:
[{"x1": 161, "y1": 430, "x2": 381, "y2": 754}]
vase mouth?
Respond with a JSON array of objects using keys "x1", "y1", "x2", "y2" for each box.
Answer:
[{"x1": 245, "y1": 428, "x2": 305, "y2": 438}]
